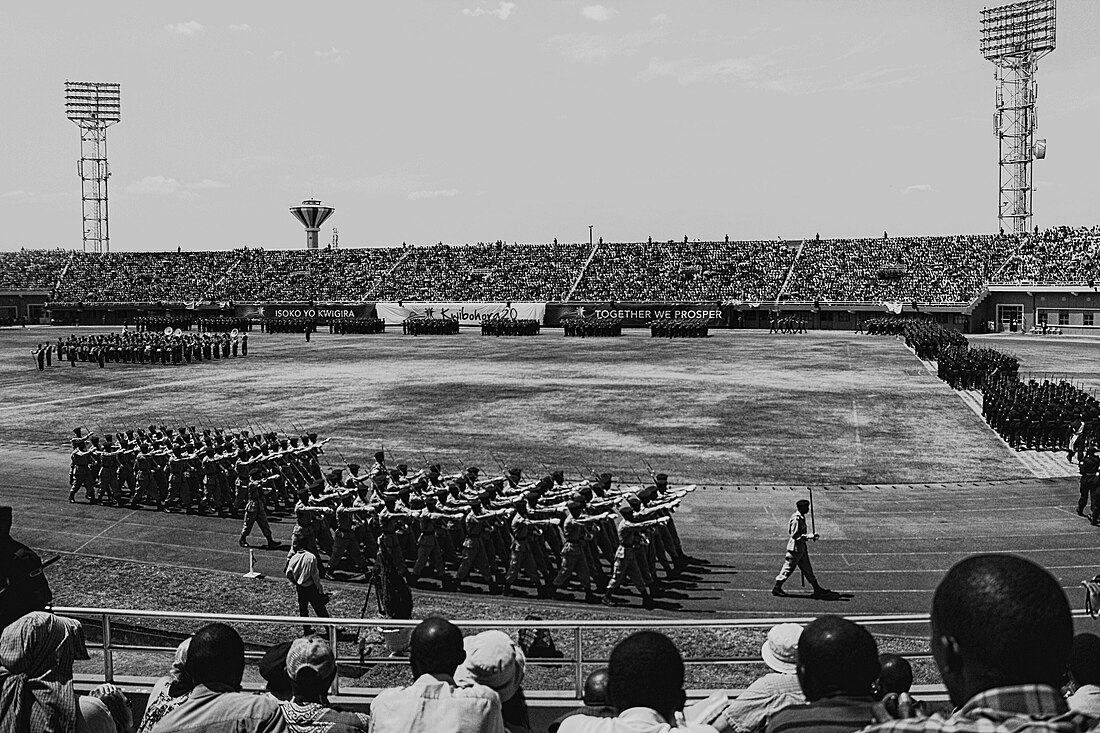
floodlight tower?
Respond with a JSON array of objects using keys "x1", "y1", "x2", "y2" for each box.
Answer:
[
  {"x1": 980, "y1": 0, "x2": 1056, "y2": 236},
  {"x1": 64, "y1": 81, "x2": 121, "y2": 254},
  {"x1": 290, "y1": 199, "x2": 335, "y2": 250}
]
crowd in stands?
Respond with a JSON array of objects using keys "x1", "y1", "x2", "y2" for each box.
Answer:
[
  {"x1": 4, "y1": 228, "x2": 1100, "y2": 306},
  {"x1": 8, "y1": 548, "x2": 1100, "y2": 733},
  {"x1": 571, "y1": 240, "x2": 794, "y2": 303},
  {"x1": 375, "y1": 242, "x2": 589, "y2": 302},
  {"x1": 784, "y1": 235, "x2": 1017, "y2": 304},
  {"x1": 992, "y1": 226, "x2": 1100, "y2": 286}
]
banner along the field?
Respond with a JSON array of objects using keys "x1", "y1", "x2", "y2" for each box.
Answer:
[
  {"x1": 239, "y1": 304, "x2": 377, "y2": 322},
  {"x1": 544, "y1": 302, "x2": 724, "y2": 328},
  {"x1": 375, "y1": 302, "x2": 546, "y2": 325}
]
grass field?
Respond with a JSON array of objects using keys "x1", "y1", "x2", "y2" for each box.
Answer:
[
  {"x1": 0, "y1": 326, "x2": 1056, "y2": 485},
  {"x1": 5, "y1": 325, "x2": 1100, "y2": 624}
]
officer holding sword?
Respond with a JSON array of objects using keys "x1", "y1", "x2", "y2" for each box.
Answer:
[{"x1": 772, "y1": 496, "x2": 832, "y2": 598}]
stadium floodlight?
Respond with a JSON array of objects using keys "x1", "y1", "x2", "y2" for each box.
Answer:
[
  {"x1": 979, "y1": 0, "x2": 1056, "y2": 236},
  {"x1": 290, "y1": 199, "x2": 335, "y2": 250},
  {"x1": 64, "y1": 81, "x2": 121, "y2": 254}
]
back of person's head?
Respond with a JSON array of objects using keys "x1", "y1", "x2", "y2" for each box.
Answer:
[
  {"x1": 608, "y1": 631, "x2": 685, "y2": 720},
  {"x1": 409, "y1": 617, "x2": 465, "y2": 678},
  {"x1": 583, "y1": 667, "x2": 610, "y2": 706},
  {"x1": 931, "y1": 554, "x2": 1071, "y2": 702},
  {"x1": 796, "y1": 615, "x2": 879, "y2": 701},
  {"x1": 875, "y1": 654, "x2": 913, "y2": 698},
  {"x1": 1070, "y1": 633, "x2": 1100, "y2": 688},
  {"x1": 286, "y1": 636, "x2": 336, "y2": 702},
  {"x1": 186, "y1": 623, "x2": 245, "y2": 690}
]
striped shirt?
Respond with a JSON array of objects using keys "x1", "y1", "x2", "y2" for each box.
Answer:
[{"x1": 856, "y1": 685, "x2": 1100, "y2": 733}]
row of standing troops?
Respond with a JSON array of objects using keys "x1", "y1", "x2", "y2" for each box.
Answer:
[
  {"x1": 480, "y1": 319, "x2": 541, "y2": 336},
  {"x1": 767, "y1": 315, "x2": 808, "y2": 334},
  {"x1": 648, "y1": 318, "x2": 710, "y2": 338},
  {"x1": 68, "y1": 426, "x2": 328, "y2": 530},
  {"x1": 561, "y1": 318, "x2": 623, "y2": 338},
  {"x1": 48, "y1": 331, "x2": 247, "y2": 368},
  {"x1": 289, "y1": 458, "x2": 703, "y2": 608}
]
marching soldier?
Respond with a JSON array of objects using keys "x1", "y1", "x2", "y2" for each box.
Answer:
[
  {"x1": 239, "y1": 475, "x2": 279, "y2": 549},
  {"x1": 502, "y1": 498, "x2": 559, "y2": 598},
  {"x1": 772, "y1": 499, "x2": 831, "y2": 598}
]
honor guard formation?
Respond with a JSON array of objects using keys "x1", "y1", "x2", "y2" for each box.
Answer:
[
  {"x1": 402, "y1": 318, "x2": 461, "y2": 335},
  {"x1": 38, "y1": 330, "x2": 248, "y2": 370},
  {"x1": 648, "y1": 318, "x2": 711, "y2": 338},
  {"x1": 767, "y1": 315, "x2": 808, "y2": 334},
  {"x1": 480, "y1": 318, "x2": 541, "y2": 336},
  {"x1": 330, "y1": 318, "x2": 386, "y2": 334},
  {"x1": 561, "y1": 317, "x2": 623, "y2": 338},
  {"x1": 260, "y1": 317, "x2": 321, "y2": 335},
  {"x1": 66, "y1": 426, "x2": 703, "y2": 607}
]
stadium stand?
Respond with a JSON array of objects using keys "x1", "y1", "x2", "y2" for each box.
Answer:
[
  {"x1": 4, "y1": 230, "x2": 1099, "y2": 306},
  {"x1": 374, "y1": 242, "x2": 589, "y2": 302},
  {"x1": 570, "y1": 240, "x2": 795, "y2": 303},
  {"x1": 783, "y1": 235, "x2": 1016, "y2": 304}
]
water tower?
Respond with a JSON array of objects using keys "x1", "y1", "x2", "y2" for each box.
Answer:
[{"x1": 290, "y1": 198, "x2": 335, "y2": 249}]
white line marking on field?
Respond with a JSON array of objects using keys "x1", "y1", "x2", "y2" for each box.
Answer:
[
  {"x1": 72, "y1": 509, "x2": 138, "y2": 554},
  {"x1": 842, "y1": 554, "x2": 852, "y2": 566}
]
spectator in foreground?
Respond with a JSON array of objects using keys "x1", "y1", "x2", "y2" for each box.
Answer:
[
  {"x1": 547, "y1": 668, "x2": 616, "y2": 733},
  {"x1": 152, "y1": 622, "x2": 287, "y2": 732},
  {"x1": 369, "y1": 617, "x2": 505, "y2": 733},
  {"x1": 875, "y1": 655, "x2": 913, "y2": 698},
  {"x1": 259, "y1": 641, "x2": 294, "y2": 702},
  {"x1": 137, "y1": 638, "x2": 194, "y2": 733},
  {"x1": 0, "y1": 611, "x2": 90, "y2": 733},
  {"x1": 558, "y1": 630, "x2": 717, "y2": 733},
  {"x1": 0, "y1": 505, "x2": 55, "y2": 630},
  {"x1": 1067, "y1": 633, "x2": 1100, "y2": 716},
  {"x1": 279, "y1": 635, "x2": 369, "y2": 732},
  {"x1": 714, "y1": 623, "x2": 805, "y2": 733},
  {"x1": 454, "y1": 630, "x2": 528, "y2": 733},
  {"x1": 80, "y1": 683, "x2": 135, "y2": 733},
  {"x1": 765, "y1": 616, "x2": 881, "y2": 733},
  {"x1": 286, "y1": 534, "x2": 330, "y2": 635},
  {"x1": 859, "y1": 553, "x2": 1097, "y2": 733}
]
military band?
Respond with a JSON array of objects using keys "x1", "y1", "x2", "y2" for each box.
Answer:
[{"x1": 42, "y1": 330, "x2": 248, "y2": 369}]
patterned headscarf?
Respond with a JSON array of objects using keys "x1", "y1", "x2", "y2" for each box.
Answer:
[{"x1": 0, "y1": 611, "x2": 90, "y2": 733}]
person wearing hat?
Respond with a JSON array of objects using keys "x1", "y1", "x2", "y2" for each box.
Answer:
[
  {"x1": 279, "y1": 636, "x2": 369, "y2": 731},
  {"x1": 239, "y1": 475, "x2": 280, "y2": 550},
  {"x1": 502, "y1": 499, "x2": 559, "y2": 598},
  {"x1": 370, "y1": 451, "x2": 388, "y2": 480},
  {"x1": 602, "y1": 507, "x2": 667, "y2": 608},
  {"x1": 455, "y1": 630, "x2": 529, "y2": 733},
  {"x1": 411, "y1": 496, "x2": 463, "y2": 590},
  {"x1": 772, "y1": 500, "x2": 831, "y2": 598},
  {"x1": 550, "y1": 502, "x2": 607, "y2": 604},
  {"x1": 714, "y1": 624, "x2": 805, "y2": 733},
  {"x1": 455, "y1": 497, "x2": 510, "y2": 594},
  {"x1": 327, "y1": 490, "x2": 371, "y2": 577},
  {"x1": 69, "y1": 438, "x2": 97, "y2": 504},
  {"x1": 96, "y1": 435, "x2": 123, "y2": 506}
]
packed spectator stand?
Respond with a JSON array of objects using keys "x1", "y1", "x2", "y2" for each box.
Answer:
[{"x1": 4, "y1": 227, "x2": 1100, "y2": 309}]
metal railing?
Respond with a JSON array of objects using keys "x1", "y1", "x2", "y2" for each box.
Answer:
[{"x1": 54, "y1": 607, "x2": 955, "y2": 701}]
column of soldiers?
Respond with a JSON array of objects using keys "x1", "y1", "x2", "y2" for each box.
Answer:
[
  {"x1": 67, "y1": 425, "x2": 330, "y2": 537},
  {"x1": 937, "y1": 346, "x2": 1020, "y2": 391},
  {"x1": 262, "y1": 317, "x2": 317, "y2": 334},
  {"x1": 196, "y1": 316, "x2": 253, "y2": 332},
  {"x1": 648, "y1": 318, "x2": 710, "y2": 338},
  {"x1": 561, "y1": 317, "x2": 622, "y2": 337},
  {"x1": 134, "y1": 316, "x2": 194, "y2": 332},
  {"x1": 982, "y1": 375, "x2": 1100, "y2": 453},
  {"x1": 860, "y1": 318, "x2": 968, "y2": 360},
  {"x1": 480, "y1": 319, "x2": 541, "y2": 336},
  {"x1": 46, "y1": 331, "x2": 247, "y2": 369},
  {"x1": 402, "y1": 318, "x2": 460, "y2": 335},
  {"x1": 285, "y1": 461, "x2": 704, "y2": 609},
  {"x1": 767, "y1": 315, "x2": 808, "y2": 334},
  {"x1": 330, "y1": 318, "x2": 386, "y2": 335}
]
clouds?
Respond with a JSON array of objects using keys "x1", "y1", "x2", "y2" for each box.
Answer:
[
  {"x1": 581, "y1": 5, "x2": 619, "y2": 22},
  {"x1": 165, "y1": 21, "x2": 203, "y2": 36},
  {"x1": 463, "y1": 2, "x2": 515, "y2": 20},
  {"x1": 228, "y1": 23, "x2": 252, "y2": 32},
  {"x1": 314, "y1": 47, "x2": 344, "y2": 62},
  {"x1": 547, "y1": 27, "x2": 666, "y2": 64},
  {"x1": 408, "y1": 189, "x2": 460, "y2": 201},
  {"x1": 636, "y1": 54, "x2": 778, "y2": 86},
  {"x1": 121, "y1": 176, "x2": 227, "y2": 199},
  {"x1": 903, "y1": 184, "x2": 934, "y2": 194}
]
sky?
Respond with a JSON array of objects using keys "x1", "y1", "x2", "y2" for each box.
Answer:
[{"x1": 1, "y1": 1, "x2": 1098, "y2": 252}]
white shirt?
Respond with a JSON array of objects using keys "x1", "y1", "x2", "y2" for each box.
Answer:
[
  {"x1": 559, "y1": 707, "x2": 719, "y2": 733},
  {"x1": 1067, "y1": 684, "x2": 1100, "y2": 716},
  {"x1": 368, "y1": 673, "x2": 505, "y2": 733}
]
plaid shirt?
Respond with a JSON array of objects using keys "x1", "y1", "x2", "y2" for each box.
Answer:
[{"x1": 859, "y1": 685, "x2": 1100, "y2": 733}]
